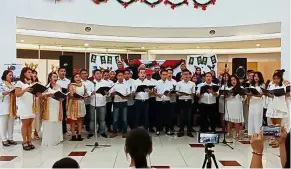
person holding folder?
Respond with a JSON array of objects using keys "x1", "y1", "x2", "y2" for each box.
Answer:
[
  {"x1": 124, "y1": 69, "x2": 135, "y2": 130},
  {"x1": 247, "y1": 72, "x2": 265, "y2": 136},
  {"x1": 67, "y1": 73, "x2": 86, "y2": 141},
  {"x1": 40, "y1": 72, "x2": 63, "y2": 147},
  {"x1": 0, "y1": 70, "x2": 17, "y2": 147},
  {"x1": 15, "y1": 67, "x2": 42, "y2": 150},
  {"x1": 197, "y1": 72, "x2": 218, "y2": 133},
  {"x1": 224, "y1": 75, "x2": 245, "y2": 139},
  {"x1": 145, "y1": 69, "x2": 157, "y2": 133},
  {"x1": 56, "y1": 67, "x2": 70, "y2": 134},
  {"x1": 31, "y1": 70, "x2": 41, "y2": 140},
  {"x1": 176, "y1": 70, "x2": 196, "y2": 137},
  {"x1": 87, "y1": 69, "x2": 110, "y2": 139},
  {"x1": 133, "y1": 68, "x2": 150, "y2": 129},
  {"x1": 109, "y1": 71, "x2": 130, "y2": 138}
]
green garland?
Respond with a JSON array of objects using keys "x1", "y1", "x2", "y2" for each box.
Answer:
[
  {"x1": 116, "y1": 0, "x2": 135, "y2": 8},
  {"x1": 193, "y1": 0, "x2": 215, "y2": 10},
  {"x1": 142, "y1": 0, "x2": 163, "y2": 8},
  {"x1": 164, "y1": 0, "x2": 189, "y2": 9}
]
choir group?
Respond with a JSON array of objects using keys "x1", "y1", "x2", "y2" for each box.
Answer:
[{"x1": 0, "y1": 62, "x2": 289, "y2": 151}]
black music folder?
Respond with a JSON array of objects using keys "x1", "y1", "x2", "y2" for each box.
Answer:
[
  {"x1": 53, "y1": 91, "x2": 69, "y2": 101},
  {"x1": 200, "y1": 85, "x2": 219, "y2": 94},
  {"x1": 61, "y1": 88, "x2": 68, "y2": 93},
  {"x1": 73, "y1": 93, "x2": 84, "y2": 99},
  {"x1": 96, "y1": 87, "x2": 111, "y2": 95},
  {"x1": 114, "y1": 91, "x2": 130, "y2": 98},
  {"x1": 136, "y1": 85, "x2": 149, "y2": 93},
  {"x1": 229, "y1": 87, "x2": 248, "y2": 96},
  {"x1": 178, "y1": 91, "x2": 191, "y2": 96},
  {"x1": 261, "y1": 88, "x2": 286, "y2": 97},
  {"x1": 287, "y1": 86, "x2": 290, "y2": 93},
  {"x1": 30, "y1": 83, "x2": 48, "y2": 95},
  {"x1": 242, "y1": 83, "x2": 250, "y2": 88},
  {"x1": 164, "y1": 90, "x2": 176, "y2": 95},
  {"x1": 148, "y1": 85, "x2": 156, "y2": 90},
  {"x1": 219, "y1": 90, "x2": 230, "y2": 95},
  {"x1": 246, "y1": 87, "x2": 260, "y2": 95}
]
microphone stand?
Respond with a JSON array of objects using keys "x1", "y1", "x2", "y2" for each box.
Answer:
[
  {"x1": 219, "y1": 64, "x2": 234, "y2": 150},
  {"x1": 86, "y1": 82, "x2": 111, "y2": 152}
]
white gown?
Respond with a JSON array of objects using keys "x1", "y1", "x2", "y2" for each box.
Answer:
[
  {"x1": 15, "y1": 81, "x2": 35, "y2": 119},
  {"x1": 41, "y1": 87, "x2": 63, "y2": 147},
  {"x1": 225, "y1": 86, "x2": 245, "y2": 123},
  {"x1": 248, "y1": 85, "x2": 263, "y2": 135},
  {"x1": 266, "y1": 84, "x2": 288, "y2": 119}
]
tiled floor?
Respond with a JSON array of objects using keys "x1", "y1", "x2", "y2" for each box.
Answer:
[{"x1": 0, "y1": 125, "x2": 282, "y2": 168}]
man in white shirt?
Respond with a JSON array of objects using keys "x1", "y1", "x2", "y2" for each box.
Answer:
[
  {"x1": 102, "y1": 70, "x2": 114, "y2": 132},
  {"x1": 87, "y1": 69, "x2": 109, "y2": 138},
  {"x1": 146, "y1": 69, "x2": 157, "y2": 132},
  {"x1": 124, "y1": 69, "x2": 135, "y2": 130},
  {"x1": 80, "y1": 69, "x2": 94, "y2": 132},
  {"x1": 167, "y1": 68, "x2": 177, "y2": 131},
  {"x1": 197, "y1": 72, "x2": 218, "y2": 132},
  {"x1": 133, "y1": 68, "x2": 150, "y2": 129},
  {"x1": 109, "y1": 71, "x2": 130, "y2": 138},
  {"x1": 176, "y1": 70, "x2": 196, "y2": 137},
  {"x1": 56, "y1": 67, "x2": 71, "y2": 134},
  {"x1": 154, "y1": 69, "x2": 173, "y2": 135}
]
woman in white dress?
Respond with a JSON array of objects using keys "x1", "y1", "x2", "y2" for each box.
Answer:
[
  {"x1": 225, "y1": 75, "x2": 245, "y2": 139},
  {"x1": 218, "y1": 72, "x2": 230, "y2": 129},
  {"x1": 0, "y1": 70, "x2": 17, "y2": 146},
  {"x1": 248, "y1": 72, "x2": 265, "y2": 136},
  {"x1": 266, "y1": 72, "x2": 289, "y2": 126},
  {"x1": 15, "y1": 67, "x2": 41, "y2": 151},
  {"x1": 31, "y1": 70, "x2": 41, "y2": 140},
  {"x1": 40, "y1": 72, "x2": 63, "y2": 147},
  {"x1": 67, "y1": 73, "x2": 86, "y2": 141}
]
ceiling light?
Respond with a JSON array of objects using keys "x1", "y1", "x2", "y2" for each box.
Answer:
[
  {"x1": 209, "y1": 30, "x2": 216, "y2": 35},
  {"x1": 256, "y1": 43, "x2": 261, "y2": 47},
  {"x1": 84, "y1": 27, "x2": 92, "y2": 32},
  {"x1": 141, "y1": 47, "x2": 145, "y2": 49},
  {"x1": 20, "y1": 40, "x2": 24, "y2": 43},
  {"x1": 84, "y1": 43, "x2": 89, "y2": 47},
  {"x1": 196, "y1": 46, "x2": 200, "y2": 48}
]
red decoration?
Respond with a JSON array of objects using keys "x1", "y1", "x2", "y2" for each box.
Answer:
[
  {"x1": 164, "y1": 0, "x2": 168, "y2": 4},
  {"x1": 202, "y1": 4, "x2": 207, "y2": 10},
  {"x1": 151, "y1": 4, "x2": 155, "y2": 7},
  {"x1": 194, "y1": 3, "x2": 198, "y2": 8},
  {"x1": 211, "y1": 0, "x2": 216, "y2": 5},
  {"x1": 184, "y1": 0, "x2": 188, "y2": 5},
  {"x1": 123, "y1": 2, "x2": 129, "y2": 8},
  {"x1": 94, "y1": 0, "x2": 100, "y2": 4},
  {"x1": 171, "y1": 4, "x2": 176, "y2": 9},
  {"x1": 158, "y1": 0, "x2": 163, "y2": 2}
]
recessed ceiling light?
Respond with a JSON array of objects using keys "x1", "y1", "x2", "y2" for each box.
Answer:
[
  {"x1": 85, "y1": 27, "x2": 92, "y2": 32},
  {"x1": 84, "y1": 43, "x2": 89, "y2": 47},
  {"x1": 141, "y1": 47, "x2": 145, "y2": 49},
  {"x1": 20, "y1": 40, "x2": 24, "y2": 43},
  {"x1": 196, "y1": 46, "x2": 200, "y2": 48},
  {"x1": 256, "y1": 43, "x2": 261, "y2": 47}
]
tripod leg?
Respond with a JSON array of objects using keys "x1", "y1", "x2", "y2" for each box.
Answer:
[
  {"x1": 202, "y1": 154, "x2": 207, "y2": 168},
  {"x1": 211, "y1": 154, "x2": 219, "y2": 169}
]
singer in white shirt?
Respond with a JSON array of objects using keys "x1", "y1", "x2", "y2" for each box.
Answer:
[
  {"x1": 197, "y1": 72, "x2": 218, "y2": 132},
  {"x1": 124, "y1": 69, "x2": 135, "y2": 130},
  {"x1": 133, "y1": 69, "x2": 150, "y2": 129},
  {"x1": 176, "y1": 70, "x2": 196, "y2": 137},
  {"x1": 154, "y1": 69, "x2": 173, "y2": 136},
  {"x1": 87, "y1": 69, "x2": 109, "y2": 138},
  {"x1": 146, "y1": 69, "x2": 157, "y2": 133},
  {"x1": 102, "y1": 70, "x2": 114, "y2": 132},
  {"x1": 109, "y1": 71, "x2": 130, "y2": 138},
  {"x1": 56, "y1": 67, "x2": 70, "y2": 134}
]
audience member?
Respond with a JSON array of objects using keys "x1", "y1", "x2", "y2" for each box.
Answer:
[{"x1": 52, "y1": 157, "x2": 80, "y2": 169}]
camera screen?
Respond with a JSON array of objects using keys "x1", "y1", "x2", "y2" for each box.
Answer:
[
  {"x1": 262, "y1": 126, "x2": 281, "y2": 137},
  {"x1": 198, "y1": 133, "x2": 219, "y2": 144}
]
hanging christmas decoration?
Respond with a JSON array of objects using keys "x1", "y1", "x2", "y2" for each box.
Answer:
[
  {"x1": 193, "y1": 0, "x2": 215, "y2": 10},
  {"x1": 92, "y1": 0, "x2": 108, "y2": 5},
  {"x1": 117, "y1": 0, "x2": 135, "y2": 8},
  {"x1": 142, "y1": 0, "x2": 163, "y2": 8},
  {"x1": 164, "y1": 0, "x2": 188, "y2": 9}
]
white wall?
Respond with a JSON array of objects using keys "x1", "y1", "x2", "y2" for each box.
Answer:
[{"x1": 11, "y1": 0, "x2": 286, "y2": 28}]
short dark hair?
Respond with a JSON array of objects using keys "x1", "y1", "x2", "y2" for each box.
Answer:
[
  {"x1": 93, "y1": 69, "x2": 101, "y2": 74},
  {"x1": 166, "y1": 68, "x2": 173, "y2": 72},
  {"x1": 58, "y1": 67, "x2": 66, "y2": 72},
  {"x1": 247, "y1": 70, "x2": 254, "y2": 74},
  {"x1": 116, "y1": 70, "x2": 124, "y2": 75},
  {"x1": 204, "y1": 72, "x2": 212, "y2": 77},
  {"x1": 52, "y1": 157, "x2": 80, "y2": 169},
  {"x1": 1, "y1": 70, "x2": 13, "y2": 81},
  {"x1": 79, "y1": 69, "x2": 87, "y2": 73},
  {"x1": 124, "y1": 68, "x2": 131, "y2": 73},
  {"x1": 182, "y1": 69, "x2": 191, "y2": 75},
  {"x1": 103, "y1": 70, "x2": 109, "y2": 74},
  {"x1": 160, "y1": 69, "x2": 168, "y2": 75}
]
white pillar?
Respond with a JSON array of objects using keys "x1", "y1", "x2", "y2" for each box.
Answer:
[
  {"x1": 142, "y1": 51, "x2": 156, "y2": 61},
  {"x1": 281, "y1": 0, "x2": 291, "y2": 81},
  {"x1": 0, "y1": 3, "x2": 17, "y2": 73}
]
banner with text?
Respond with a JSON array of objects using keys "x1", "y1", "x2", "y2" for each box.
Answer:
[{"x1": 186, "y1": 55, "x2": 218, "y2": 74}]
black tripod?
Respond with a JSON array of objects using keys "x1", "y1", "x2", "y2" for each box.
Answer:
[
  {"x1": 219, "y1": 64, "x2": 234, "y2": 150},
  {"x1": 86, "y1": 82, "x2": 111, "y2": 152},
  {"x1": 202, "y1": 144, "x2": 219, "y2": 169}
]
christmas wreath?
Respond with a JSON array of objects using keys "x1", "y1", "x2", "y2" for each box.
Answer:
[
  {"x1": 164, "y1": 0, "x2": 189, "y2": 9},
  {"x1": 92, "y1": 0, "x2": 108, "y2": 4},
  {"x1": 116, "y1": 0, "x2": 135, "y2": 8},
  {"x1": 141, "y1": 0, "x2": 163, "y2": 8},
  {"x1": 193, "y1": 0, "x2": 216, "y2": 10}
]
